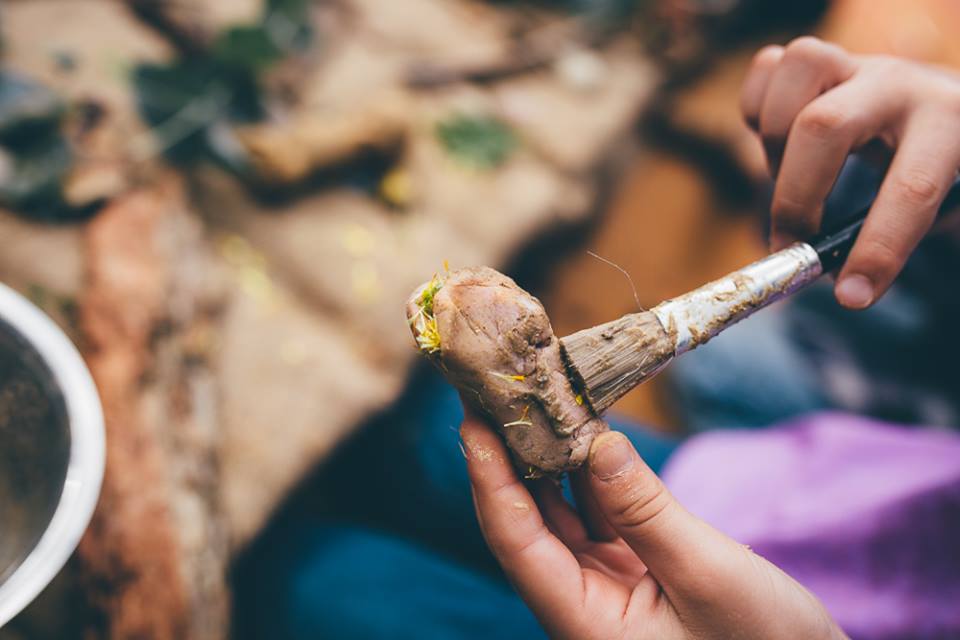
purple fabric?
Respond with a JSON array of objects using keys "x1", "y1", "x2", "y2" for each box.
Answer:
[{"x1": 662, "y1": 412, "x2": 960, "y2": 640}]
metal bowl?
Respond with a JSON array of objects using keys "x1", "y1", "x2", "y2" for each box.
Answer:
[{"x1": 0, "y1": 282, "x2": 104, "y2": 628}]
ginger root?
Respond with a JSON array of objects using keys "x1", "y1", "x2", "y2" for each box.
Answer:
[{"x1": 406, "y1": 267, "x2": 607, "y2": 476}]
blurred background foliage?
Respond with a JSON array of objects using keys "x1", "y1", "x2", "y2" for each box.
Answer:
[{"x1": 132, "y1": 0, "x2": 314, "y2": 164}]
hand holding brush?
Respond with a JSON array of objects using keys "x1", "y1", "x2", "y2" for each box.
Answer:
[
  {"x1": 400, "y1": 36, "x2": 960, "y2": 640},
  {"x1": 406, "y1": 36, "x2": 960, "y2": 478},
  {"x1": 561, "y1": 176, "x2": 960, "y2": 414}
]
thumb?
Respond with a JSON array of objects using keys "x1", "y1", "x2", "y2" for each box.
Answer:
[{"x1": 587, "y1": 431, "x2": 751, "y2": 600}]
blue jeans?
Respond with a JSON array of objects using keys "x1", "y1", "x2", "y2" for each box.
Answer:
[{"x1": 234, "y1": 368, "x2": 678, "y2": 640}]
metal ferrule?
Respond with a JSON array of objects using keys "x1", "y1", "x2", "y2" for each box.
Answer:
[{"x1": 652, "y1": 242, "x2": 822, "y2": 356}]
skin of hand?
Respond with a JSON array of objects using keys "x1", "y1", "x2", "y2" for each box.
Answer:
[
  {"x1": 740, "y1": 36, "x2": 960, "y2": 309},
  {"x1": 461, "y1": 413, "x2": 848, "y2": 640}
]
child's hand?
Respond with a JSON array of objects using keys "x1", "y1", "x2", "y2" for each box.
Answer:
[
  {"x1": 741, "y1": 37, "x2": 960, "y2": 308},
  {"x1": 461, "y1": 414, "x2": 847, "y2": 640}
]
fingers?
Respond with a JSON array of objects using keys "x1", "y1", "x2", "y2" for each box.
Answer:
[
  {"x1": 460, "y1": 415, "x2": 585, "y2": 620},
  {"x1": 836, "y1": 110, "x2": 960, "y2": 308},
  {"x1": 742, "y1": 38, "x2": 960, "y2": 304},
  {"x1": 759, "y1": 38, "x2": 857, "y2": 174},
  {"x1": 529, "y1": 478, "x2": 589, "y2": 549},
  {"x1": 570, "y1": 468, "x2": 618, "y2": 542},
  {"x1": 586, "y1": 431, "x2": 743, "y2": 600},
  {"x1": 757, "y1": 37, "x2": 857, "y2": 174},
  {"x1": 769, "y1": 80, "x2": 902, "y2": 248},
  {"x1": 741, "y1": 45, "x2": 784, "y2": 131}
]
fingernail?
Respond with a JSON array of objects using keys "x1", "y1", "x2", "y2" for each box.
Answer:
[
  {"x1": 835, "y1": 274, "x2": 874, "y2": 309},
  {"x1": 590, "y1": 432, "x2": 635, "y2": 480}
]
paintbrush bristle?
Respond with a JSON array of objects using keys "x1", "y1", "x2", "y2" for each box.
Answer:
[{"x1": 560, "y1": 311, "x2": 675, "y2": 414}]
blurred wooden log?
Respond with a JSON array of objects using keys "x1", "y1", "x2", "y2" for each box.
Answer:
[
  {"x1": 235, "y1": 94, "x2": 410, "y2": 186},
  {"x1": 76, "y1": 178, "x2": 229, "y2": 639}
]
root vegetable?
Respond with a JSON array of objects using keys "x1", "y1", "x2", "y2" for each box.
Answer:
[{"x1": 406, "y1": 266, "x2": 606, "y2": 476}]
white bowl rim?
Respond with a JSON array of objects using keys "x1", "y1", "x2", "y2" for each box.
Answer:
[{"x1": 0, "y1": 281, "x2": 105, "y2": 628}]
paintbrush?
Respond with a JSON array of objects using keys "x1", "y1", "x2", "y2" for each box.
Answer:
[{"x1": 560, "y1": 181, "x2": 960, "y2": 414}]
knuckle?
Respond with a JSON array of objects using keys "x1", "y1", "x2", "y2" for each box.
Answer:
[
  {"x1": 796, "y1": 102, "x2": 849, "y2": 138},
  {"x1": 893, "y1": 170, "x2": 942, "y2": 208},
  {"x1": 857, "y1": 234, "x2": 907, "y2": 279},
  {"x1": 490, "y1": 521, "x2": 548, "y2": 559},
  {"x1": 611, "y1": 480, "x2": 671, "y2": 531},
  {"x1": 784, "y1": 36, "x2": 829, "y2": 62},
  {"x1": 770, "y1": 193, "x2": 814, "y2": 227},
  {"x1": 751, "y1": 44, "x2": 784, "y2": 68}
]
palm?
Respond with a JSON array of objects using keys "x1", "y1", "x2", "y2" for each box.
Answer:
[{"x1": 524, "y1": 473, "x2": 681, "y2": 639}]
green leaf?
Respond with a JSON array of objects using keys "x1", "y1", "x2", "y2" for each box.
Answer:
[
  {"x1": 132, "y1": 58, "x2": 262, "y2": 163},
  {"x1": 0, "y1": 132, "x2": 73, "y2": 218},
  {"x1": 130, "y1": 0, "x2": 315, "y2": 165},
  {"x1": 435, "y1": 114, "x2": 518, "y2": 170},
  {"x1": 213, "y1": 25, "x2": 284, "y2": 71}
]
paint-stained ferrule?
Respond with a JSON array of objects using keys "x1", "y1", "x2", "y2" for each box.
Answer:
[{"x1": 652, "y1": 242, "x2": 822, "y2": 355}]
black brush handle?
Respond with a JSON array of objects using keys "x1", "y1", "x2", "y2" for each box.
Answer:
[{"x1": 812, "y1": 178, "x2": 960, "y2": 272}]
